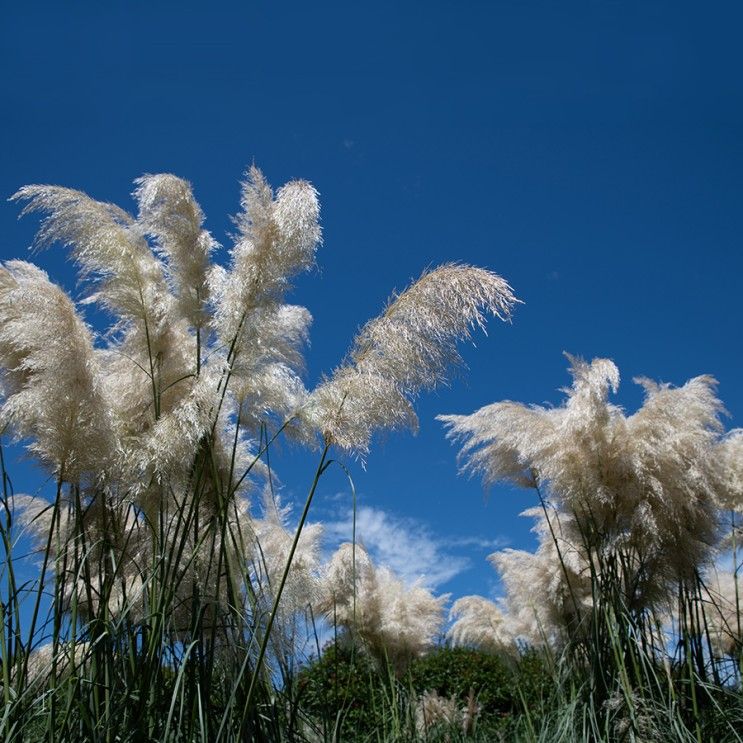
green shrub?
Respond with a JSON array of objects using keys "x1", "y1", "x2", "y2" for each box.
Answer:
[
  {"x1": 296, "y1": 641, "x2": 393, "y2": 740},
  {"x1": 409, "y1": 646, "x2": 512, "y2": 716},
  {"x1": 408, "y1": 645, "x2": 556, "y2": 737}
]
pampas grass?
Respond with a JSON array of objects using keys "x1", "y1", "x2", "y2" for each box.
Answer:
[
  {"x1": 0, "y1": 164, "x2": 516, "y2": 741},
  {"x1": 441, "y1": 355, "x2": 743, "y2": 741}
]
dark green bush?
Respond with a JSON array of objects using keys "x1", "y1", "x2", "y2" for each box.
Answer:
[
  {"x1": 409, "y1": 646, "x2": 512, "y2": 716},
  {"x1": 408, "y1": 645, "x2": 556, "y2": 737},
  {"x1": 296, "y1": 641, "x2": 393, "y2": 740},
  {"x1": 297, "y1": 642, "x2": 564, "y2": 740}
]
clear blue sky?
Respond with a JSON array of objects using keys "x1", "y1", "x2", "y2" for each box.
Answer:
[{"x1": 2, "y1": 1, "x2": 742, "y2": 605}]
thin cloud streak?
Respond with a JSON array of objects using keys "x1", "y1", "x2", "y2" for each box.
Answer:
[{"x1": 323, "y1": 505, "x2": 506, "y2": 590}]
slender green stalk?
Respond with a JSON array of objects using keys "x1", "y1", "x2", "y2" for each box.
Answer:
[{"x1": 241, "y1": 442, "x2": 331, "y2": 723}]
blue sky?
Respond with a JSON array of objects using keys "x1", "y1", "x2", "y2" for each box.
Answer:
[{"x1": 2, "y1": 2, "x2": 743, "y2": 606}]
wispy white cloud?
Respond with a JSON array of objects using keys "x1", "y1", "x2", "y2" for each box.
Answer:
[
  {"x1": 323, "y1": 505, "x2": 507, "y2": 590},
  {"x1": 442, "y1": 535, "x2": 509, "y2": 551},
  {"x1": 324, "y1": 506, "x2": 465, "y2": 588}
]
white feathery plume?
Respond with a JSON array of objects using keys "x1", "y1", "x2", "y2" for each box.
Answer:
[
  {"x1": 450, "y1": 508, "x2": 593, "y2": 652},
  {"x1": 712, "y1": 429, "x2": 743, "y2": 513},
  {"x1": 251, "y1": 490, "x2": 324, "y2": 663},
  {"x1": 11, "y1": 185, "x2": 172, "y2": 334},
  {"x1": 701, "y1": 567, "x2": 742, "y2": 658},
  {"x1": 228, "y1": 304, "x2": 312, "y2": 432},
  {"x1": 305, "y1": 367, "x2": 417, "y2": 455},
  {"x1": 318, "y1": 543, "x2": 447, "y2": 671},
  {"x1": 415, "y1": 690, "x2": 461, "y2": 736},
  {"x1": 133, "y1": 173, "x2": 217, "y2": 330},
  {"x1": 11, "y1": 494, "x2": 56, "y2": 550},
  {"x1": 234, "y1": 362, "x2": 309, "y2": 434},
  {"x1": 5, "y1": 167, "x2": 325, "y2": 641},
  {"x1": 440, "y1": 355, "x2": 730, "y2": 601},
  {"x1": 490, "y1": 545, "x2": 589, "y2": 649},
  {"x1": 272, "y1": 178, "x2": 323, "y2": 262},
  {"x1": 713, "y1": 430, "x2": 743, "y2": 557},
  {"x1": 136, "y1": 363, "x2": 224, "y2": 480},
  {"x1": 438, "y1": 354, "x2": 622, "y2": 495},
  {"x1": 208, "y1": 166, "x2": 320, "y2": 344},
  {"x1": 0, "y1": 261, "x2": 117, "y2": 479},
  {"x1": 206, "y1": 167, "x2": 319, "y2": 434},
  {"x1": 623, "y1": 373, "x2": 725, "y2": 586},
  {"x1": 11, "y1": 182, "x2": 200, "y2": 461},
  {"x1": 305, "y1": 264, "x2": 518, "y2": 456},
  {"x1": 6, "y1": 165, "x2": 520, "y2": 667},
  {"x1": 373, "y1": 565, "x2": 447, "y2": 668},
  {"x1": 106, "y1": 330, "x2": 199, "y2": 481},
  {"x1": 100, "y1": 318, "x2": 197, "y2": 472},
  {"x1": 13, "y1": 492, "x2": 149, "y2": 620},
  {"x1": 447, "y1": 595, "x2": 514, "y2": 654},
  {"x1": 316, "y1": 541, "x2": 375, "y2": 623},
  {"x1": 25, "y1": 641, "x2": 91, "y2": 687},
  {"x1": 253, "y1": 490, "x2": 324, "y2": 614},
  {"x1": 136, "y1": 416, "x2": 260, "y2": 625}
]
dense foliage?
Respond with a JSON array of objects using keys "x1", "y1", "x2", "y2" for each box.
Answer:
[{"x1": 296, "y1": 642, "x2": 390, "y2": 740}]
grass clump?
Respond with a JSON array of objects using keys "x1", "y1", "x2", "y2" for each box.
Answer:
[{"x1": 0, "y1": 164, "x2": 516, "y2": 741}]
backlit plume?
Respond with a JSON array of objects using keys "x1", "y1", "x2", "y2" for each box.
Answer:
[
  {"x1": 133, "y1": 173, "x2": 217, "y2": 330},
  {"x1": 251, "y1": 491, "x2": 324, "y2": 664},
  {"x1": 441, "y1": 355, "x2": 736, "y2": 649},
  {"x1": 702, "y1": 567, "x2": 743, "y2": 658},
  {"x1": 448, "y1": 595, "x2": 513, "y2": 654},
  {"x1": 306, "y1": 264, "x2": 518, "y2": 456},
  {"x1": 0, "y1": 261, "x2": 116, "y2": 479},
  {"x1": 317, "y1": 543, "x2": 447, "y2": 672}
]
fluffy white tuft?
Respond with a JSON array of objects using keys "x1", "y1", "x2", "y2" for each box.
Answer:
[{"x1": 305, "y1": 264, "x2": 519, "y2": 456}]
